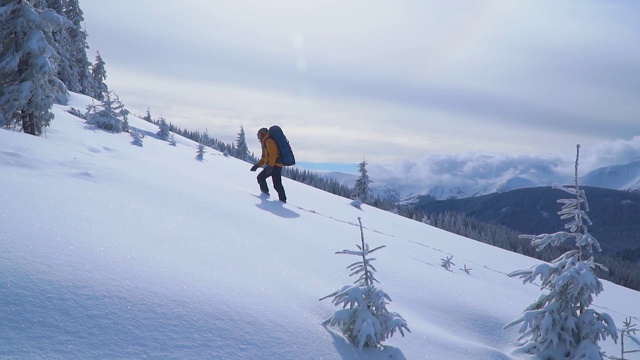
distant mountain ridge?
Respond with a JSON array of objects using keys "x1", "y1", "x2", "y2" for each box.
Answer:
[
  {"x1": 581, "y1": 160, "x2": 640, "y2": 191},
  {"x1": 322, "y1": 160, "x2": 640, "y2": 201}
]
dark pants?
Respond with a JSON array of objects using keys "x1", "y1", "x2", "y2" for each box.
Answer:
[{"x1": 257, "y1": 166, "x2": 287, "y2": 202}]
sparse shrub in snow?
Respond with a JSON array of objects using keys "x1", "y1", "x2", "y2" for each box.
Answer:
[
  {"x1": 505, "y1": 145, "x2": 618, "y2": 360},
  {"x1": 85, "y1": 91, "x2": 129, "y2": 133},
  {"x1": 350, "y1": 198, "x2": 363, "y2": 209},
  {"x1": 67, "y1": 107, "x2": 85, "y2": 119},
  {"x1": 320, "y1": 217, "x2": 410, "y2": 350},
  {"x1": 460, "y1": 264, "x2": 472, "y2": 274},
  {"x1": 440, "y1": 255, "x2": 455, "y2": 270},
  {"x1": 169, "y1": 133, "x2": 176, "y2": 146}
]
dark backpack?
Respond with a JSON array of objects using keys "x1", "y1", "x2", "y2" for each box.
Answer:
[{"x1": 268, "y1": 125, "x2": 295, "y2": 166}]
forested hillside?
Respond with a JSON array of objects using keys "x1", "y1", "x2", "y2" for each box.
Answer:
[{"x1": 407, "y1": 186, "x2": 640, "y2": 290}]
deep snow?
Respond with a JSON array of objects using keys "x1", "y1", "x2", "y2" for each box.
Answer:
[{"x1": 1, "y1": 93, "x2": 639, "y2": 359}]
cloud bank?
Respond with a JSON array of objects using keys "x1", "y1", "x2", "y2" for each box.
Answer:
[{"x1": 81, "y1": 1, "x2": 640, "y2": 170}]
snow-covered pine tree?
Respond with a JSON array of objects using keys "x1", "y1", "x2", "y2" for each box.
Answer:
[
  {"x1": 353, "y1": 160, "x2": 373, "y2": 204},
  {"x1": 130, "y1": 128, "x2": 143, "y2": 147},
  {"x1": 85, "y1": 91, "x2": 129, "y2": 133},
  {"x1": 91, "y1": 51, "x2": 108, "y2": 100},
  {"x1": 235, "y1": 125, "x2": 250, "y2": 161},
  {"x1": 321, "y1": 217, "x2": 409, "y2": 350},
  {"x1": 0, "y1": 0, "x2": 68, "y2": 134},
  {"x1": 195, "y1": 143, "x2": 206, "y2": 161},
  {"x1": 156, "y1": 116, "x2": 170, "y2": 140},
  {"x1": 504, "y1": 144, "x2": 617, "y2": 360}
]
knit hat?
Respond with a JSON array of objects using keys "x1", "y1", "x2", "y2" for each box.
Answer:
[{"x1": 257, "y1": 128, "x2": 269, "y2": 137}]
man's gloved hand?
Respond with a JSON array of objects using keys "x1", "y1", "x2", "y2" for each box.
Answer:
[
  {"x1": 250, "y1": 165, "x2": 259, "y2": 172},
  {"x1": 265, "y1": 166, "x2": 274, "y2": 175}
]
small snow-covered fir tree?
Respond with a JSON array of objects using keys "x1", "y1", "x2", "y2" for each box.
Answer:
[
  {"x1": 195, "y1": 143, "x2": 206, "y2": 161},
  {"x1": 321, "y1": 217, "x2": 409, "y2": 350},
  {"x1": 353, "y1": 160, "x2": 373, "y2": 204},
  {"x1": 130, "y1": 128, "x2": 143, "y2": 147},
  {"x1": 91, "y1": 51, "x2": 108, "y2": 100},
  {"x1": 505, "y1": 145, "x2": 617, "y2": 360},
  {"x1": 142, "y1": 107, "x2": 153, "y2": 123},
  {"x1": 156, "y1": 116, "x2": 170, "y2": 140},
  {"x1": 235, "y1": 125, "x2": 250, "y2": 161},
  {"x1": 85, "y1": 91, "x2": 129, "y2": 133}
]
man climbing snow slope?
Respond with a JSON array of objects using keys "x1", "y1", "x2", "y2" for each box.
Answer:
[{"x1": 250, "y1": 127, "x2": 287, "y2": 203}]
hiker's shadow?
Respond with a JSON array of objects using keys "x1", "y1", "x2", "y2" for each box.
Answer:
[{"x1": 253, "y1": 195, "x2": 300, "y2": 219}]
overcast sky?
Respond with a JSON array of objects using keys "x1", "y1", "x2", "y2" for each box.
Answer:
[{"x1": 81, "y1": 0, "x2": 640, "y2": 174}]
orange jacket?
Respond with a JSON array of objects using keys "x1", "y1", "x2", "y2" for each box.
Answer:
[{"x1": 256, "y1": 135, "x2": 283, "y2": 168}]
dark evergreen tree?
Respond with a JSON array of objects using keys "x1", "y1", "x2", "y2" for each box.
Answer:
[{"x1": 142, "y1": 107, "x2": 153, "y2": 123}]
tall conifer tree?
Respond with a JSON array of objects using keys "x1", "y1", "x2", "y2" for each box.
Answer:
[
  {"x1": 353, "y1": 160, "x2": 373, "y2": 203},
  {"x1": 91, "y1": 51, "x2": 108, "y2": 100},
  {"x1": 0, "y1": 0, "x2": 68, "y2": 134},
  {"x1": 235, "y1": 125, "x2": 250, "y2": 161}
]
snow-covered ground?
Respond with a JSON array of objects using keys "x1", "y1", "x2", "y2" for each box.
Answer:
[{"x1": 1, "y1": 93, "x2": 638, "y2": 359}]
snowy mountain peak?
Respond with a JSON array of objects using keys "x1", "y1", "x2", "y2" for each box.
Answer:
[
  {"x1": 581, "y1": 160, "x2": 640, "y2": 191},
  {"x1": 474, "y1": 176, "x2": 540, "y2": 197}
]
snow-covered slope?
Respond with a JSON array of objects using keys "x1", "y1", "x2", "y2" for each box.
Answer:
[
  {"x1": 581, "y1": 160, "x2": 640, "y2": 192},
  {"x1": 1, "y1": 94, "x2": 639, "y2": 359}
]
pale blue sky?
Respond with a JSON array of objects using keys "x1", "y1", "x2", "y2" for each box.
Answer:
[{"x1": 81, "y1": 0, "x2": 640, "y2": 175}]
